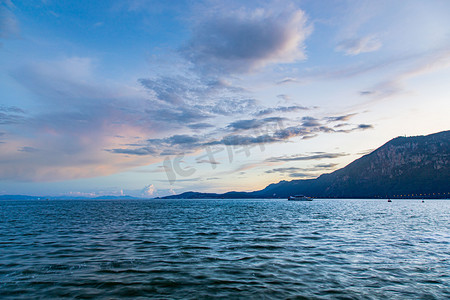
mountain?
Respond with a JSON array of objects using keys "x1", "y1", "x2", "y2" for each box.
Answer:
[
  {"x1": 162, "y1": 130, "x2": 450, "y2": 199},
  {"x1": 0, "y1": 195, "x2": 42, "y2": 200},
  {"x1": 0, "y1": 195, "x2": 144, "y2": 200}
]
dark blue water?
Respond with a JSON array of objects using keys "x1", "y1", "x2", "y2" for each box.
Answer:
[{"x1": 0, "y1": 199, "x2": 449, "y2": 299}]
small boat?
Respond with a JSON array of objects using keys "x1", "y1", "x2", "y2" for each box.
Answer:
[
  {"x1": 387, "y1": 199, "x2": 392, "y2": 202},
  {"x1": 288, "y1": 195, "x2": 312, "y2": 201}
]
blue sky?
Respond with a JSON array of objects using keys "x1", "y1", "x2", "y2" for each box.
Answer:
[{"x1": 1, "y1": 0, "x2": 449, "y2": 197}]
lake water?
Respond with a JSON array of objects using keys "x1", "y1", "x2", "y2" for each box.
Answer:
[{"x1": 0, "y1": 199, "x2": 449, "y2": 299}]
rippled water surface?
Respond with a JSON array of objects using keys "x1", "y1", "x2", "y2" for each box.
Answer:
[{"x1": 0, "y1": 199, "x2": 449, "y2": 299}]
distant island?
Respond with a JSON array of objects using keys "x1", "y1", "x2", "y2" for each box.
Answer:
[
  {"x1": 160, "y1": 130, "x2": 450, "y2": 199},
  {"x1": 0, "y1": 195, "x2": 143, "y2": 201}
]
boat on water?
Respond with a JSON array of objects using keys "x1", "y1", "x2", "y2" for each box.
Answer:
[{"x1": 288, "y1": 195, "x2": 312, "y2": 201}]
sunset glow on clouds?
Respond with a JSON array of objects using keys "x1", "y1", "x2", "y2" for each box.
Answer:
[{"x1": 1, "y1": 0, "x2": 449, "y2": 197}]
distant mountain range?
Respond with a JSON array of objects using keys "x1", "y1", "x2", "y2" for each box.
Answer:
[
  {"x1": 162, "y1": 130, "x2": 450, "y2": 199},
  {"x1": 0, "y1": 195, "x2": 142, "y2": 201}
]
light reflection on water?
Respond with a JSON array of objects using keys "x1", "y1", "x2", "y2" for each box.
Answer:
[{"x1": 0, "y1": 199, "x2": 449, "y2": 299}]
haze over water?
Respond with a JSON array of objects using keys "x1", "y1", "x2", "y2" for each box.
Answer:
[{"x1": 1, "y1": 199, "x2": 448, "y2": 299}]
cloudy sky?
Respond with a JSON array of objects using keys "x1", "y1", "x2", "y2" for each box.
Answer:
[{"x1": 1, "y1": 0, "x2": 449, "y2": 197}]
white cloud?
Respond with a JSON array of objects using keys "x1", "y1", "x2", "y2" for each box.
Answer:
[
  {"x1": 0, "y1": 2, "x2": 20, "y2": 40},
  {"x1": 361, "y1": 47, "x2": 450, "y2": 100},
  {"x1": 141, "y1": 184, "x2": 156, "y2": 196},
  {"x1": 336, "y1": 35, "x2": 382, "y2": 55},
  {"x1": 182, "y1": 5, "x2": 312, "y2": 74},
  {"x1": 1, "y1": 57, "x2": 165, "y2": 181}
]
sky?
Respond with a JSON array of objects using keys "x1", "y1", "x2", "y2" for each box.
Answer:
[{"x1": 1, "y1": 0, "x2": 449, "y2": 198}]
